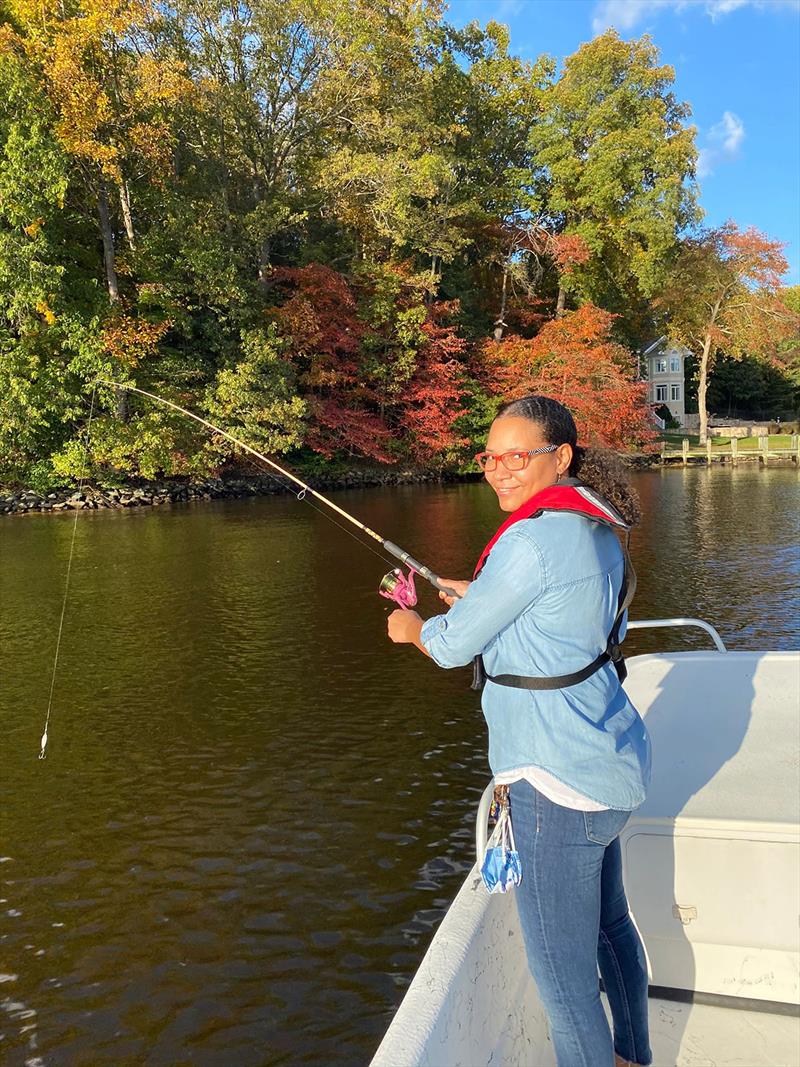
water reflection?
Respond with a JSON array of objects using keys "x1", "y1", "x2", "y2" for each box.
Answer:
[{"x1": 0, "y1": 468, "x2": 797, "y2": 1064}]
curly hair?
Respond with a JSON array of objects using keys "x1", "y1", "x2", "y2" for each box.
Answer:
[{"x1": 496, "y1": 395, "x2": 641, "y2": 526}]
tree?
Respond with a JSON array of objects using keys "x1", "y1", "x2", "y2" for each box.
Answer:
[
  {"x1": 7, "y1": 0, "x2": 193, "y2": 301},
  {"x1": 394, "y1": 302, "x2": 467, "y2": 461},
  {"x1": 476, "y1": 304, "x2": 656, "y2": 450},
  {"x1": 528, "y1": 31, "x2": 699, "y2": 318},
  {"x1": 205, "y1": 327, "x2": 306, "y2": 455},
  {"x1": 269, "y1": 263, "x2": 395, "y2": 460},
  {"x1": 660, "y1": 223, "x2": 797, "y2": 441},
  {"x1": 775, "y1": 286, "x2": 800, "y2": 412}
]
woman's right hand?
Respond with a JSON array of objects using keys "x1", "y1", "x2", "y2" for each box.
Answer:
[{"x1": 437, "y1": 579, "x2": 471, "y2": 607}]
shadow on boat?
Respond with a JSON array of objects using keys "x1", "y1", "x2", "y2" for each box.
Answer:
[{"x1": 623, "y1": 651, "x2": 756, "y2": 1060}]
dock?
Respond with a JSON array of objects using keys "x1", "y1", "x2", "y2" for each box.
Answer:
[{"x1": 660, "y1": 434, "x2": 800, "y2": 466}]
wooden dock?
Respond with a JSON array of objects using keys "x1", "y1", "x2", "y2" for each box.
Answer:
[{"x1": 660, "y1": 434, "x2": 800, "y2": 466}]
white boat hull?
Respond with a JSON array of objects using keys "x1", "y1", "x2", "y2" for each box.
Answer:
[
  {"x1": 371, "y1": 649, "x2": 800, "y2": 1067},
  {"x1": 371, "y1": 870, "x2": 800, "y2": 1067}
]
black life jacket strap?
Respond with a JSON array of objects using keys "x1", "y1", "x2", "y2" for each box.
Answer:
[{"x1": 470, "y1": 531, "x2": 636, "y2": 693}]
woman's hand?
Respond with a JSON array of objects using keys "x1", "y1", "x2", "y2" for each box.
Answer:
[
  {"x1": 437, "y1": 579, "x2": 471, "y2": 607},
  {"x1": 387, "y1": 608, "x2": 424, "y2": 644}
]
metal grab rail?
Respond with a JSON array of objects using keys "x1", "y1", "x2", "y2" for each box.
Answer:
[
  {"x1": 626, "y1": 617, "x2": 727, "y2": 653},
  {"x1": 475, "y1": 778, "x2": 495, "y2": 867}
]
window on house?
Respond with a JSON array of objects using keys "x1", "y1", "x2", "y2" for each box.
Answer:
[
  {"x1": 670, "y1": 356, "x2": 681, "y2": 373},
  {"x1": 671, "y1": 384, "x2": 681, "y2": 401},
  {"x1": 655, "y1": 385, "x2": 668, "y2": 402},
  {"x1": 655, "y1": 358, "x2": 667, "y2": 373}
]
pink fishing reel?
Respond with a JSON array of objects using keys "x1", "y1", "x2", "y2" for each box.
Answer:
[{"x1": 379, "y1": 567, "x2": 418, "y2": 610}]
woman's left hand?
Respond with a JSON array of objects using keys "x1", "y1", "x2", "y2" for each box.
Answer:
[{"x1": 387, "y1": 608, "x2": 423, "y2": 644}]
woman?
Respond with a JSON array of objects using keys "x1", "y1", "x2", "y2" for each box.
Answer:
[{"x1": 387, "y1": 395, "x2": 652, "y2": 1067}]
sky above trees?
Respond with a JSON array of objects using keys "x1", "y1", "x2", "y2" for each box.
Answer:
[{"x1": 448, "y1": 0, "x2": 800, "y2": 282}]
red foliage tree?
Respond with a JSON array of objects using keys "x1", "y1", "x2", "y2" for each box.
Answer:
[
  {"x1": 478, "y1": 304, "x2": 656, "y2": 450},
  {"x1": 270, "y1": 264, "x2": 394, "y2": 461},
  {"x1": 396, "y1": 302, "x2": 467, "y2": 461}
]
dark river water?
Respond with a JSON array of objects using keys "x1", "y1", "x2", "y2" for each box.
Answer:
[{"x1": 1, "y1": 467, "x2": 798, "y2": 1066}]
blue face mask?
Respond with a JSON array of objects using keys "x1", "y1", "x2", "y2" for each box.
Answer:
[{"x1": 480, "y1": 805, "x2": 522, "y2": 894}]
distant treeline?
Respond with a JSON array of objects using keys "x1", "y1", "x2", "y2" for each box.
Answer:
[{"x1": 1, "y1": 1, "x2": 797, "y2": 487}]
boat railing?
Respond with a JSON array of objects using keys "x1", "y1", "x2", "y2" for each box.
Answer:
[
  {"x1": 475, "y1": 617, "x2": 728, "y2": 861},
  {"x1": 626, "y1": 617, "x2": 728, "y2": 653}
]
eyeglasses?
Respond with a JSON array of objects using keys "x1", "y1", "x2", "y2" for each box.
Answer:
[{"x1": 473, "y1": 445, "x2": 558, "y2": 472}]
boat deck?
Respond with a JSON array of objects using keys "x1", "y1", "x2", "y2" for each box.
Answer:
[
  {"x1": 634, "y1": 996, "x2": 798, "y2": 1067},
  {"x1": 488, "y1": 992, "x2": 800, "y2": 1066}
]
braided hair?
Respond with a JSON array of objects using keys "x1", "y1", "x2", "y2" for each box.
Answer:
[{"x1": 496, "y1": 395, "x2": 641, "y2": 526}]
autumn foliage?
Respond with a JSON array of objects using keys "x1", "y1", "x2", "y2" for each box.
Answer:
[
  {"x1": 479, "y1": 305, "x2": 656, "y2": 451},
  {"x1": 267, "y1": 266, "x2": 469, "y2": 463},
  {"x1": 660, "y1": 222, "x2": 798, "y2": 441},
  {"x1": 3, "y1": 1, "x2": 792, "y2": 488},
  {"x1": 395, "y1": 305, "x2": 468, "y2": 461}
]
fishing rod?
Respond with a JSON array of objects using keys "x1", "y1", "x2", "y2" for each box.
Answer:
[{"x1": 95, "y1": 380, "x2": 455, "y2": 607}]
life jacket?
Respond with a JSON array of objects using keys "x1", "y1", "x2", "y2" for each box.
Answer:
[{"x1": 470, "y1": 478, "x2": 636, "y2": 692}]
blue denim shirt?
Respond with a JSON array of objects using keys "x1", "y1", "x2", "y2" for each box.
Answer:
[{"x1": 420, "y1": 511, "x2": 651, "y2": 810}]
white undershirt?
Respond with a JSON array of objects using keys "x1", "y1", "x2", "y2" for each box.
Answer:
[{"x1": 494, "y1": 766, "x2": 609, "y2": 812}]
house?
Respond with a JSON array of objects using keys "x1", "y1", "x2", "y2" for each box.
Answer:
[{"x1": 641, "y1": 336, "x2": 689, "y2": 427}]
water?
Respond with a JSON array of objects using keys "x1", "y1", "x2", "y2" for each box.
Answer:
[{"x1": 1, "y1": 467, "x2": 798, "y2": 1066}]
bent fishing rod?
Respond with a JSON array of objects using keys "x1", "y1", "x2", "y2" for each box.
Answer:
[{"x1": 95, "y1": 380, "x2": 455, "y2": 607}]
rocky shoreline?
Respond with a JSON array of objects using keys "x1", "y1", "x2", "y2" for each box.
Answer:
[
  {"x1": 1, "y1": 453, "x2": 661, "y2": 516},
  {"x1": 0, "y1": 469, "x2": 480, "y2": 515}
]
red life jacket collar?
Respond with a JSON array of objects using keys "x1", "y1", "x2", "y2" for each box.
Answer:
[{"x1": 473, "y1": 479, "x2": 629, "y2": 578}]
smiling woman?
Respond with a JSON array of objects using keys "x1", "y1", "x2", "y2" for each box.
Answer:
[{"x1": 386, "y1": 395, "x2": 652, "y2": 1067}]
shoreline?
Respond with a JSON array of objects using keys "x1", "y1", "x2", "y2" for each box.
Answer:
[
  {"x1": 0, "y1": 468, "x2": 480, "y2": 516},
  {"x1": 0, "y1": 453, "x2": 663, "y2": 516}
]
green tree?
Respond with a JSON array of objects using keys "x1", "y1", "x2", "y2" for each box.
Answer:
[{"x1": 528, "y1": 31, "x2": 699, "y2": 318}]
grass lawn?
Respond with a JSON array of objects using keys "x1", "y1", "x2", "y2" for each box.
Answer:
[{"x1": 660, "y1": 433, "x2": 795, "y2": 452}]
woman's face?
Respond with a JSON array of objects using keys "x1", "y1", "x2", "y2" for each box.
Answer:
[{"x1": 483, "y1": 416, "x2": 573, "y2": 513}]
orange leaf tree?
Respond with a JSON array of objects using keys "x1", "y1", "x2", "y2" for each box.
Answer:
[
  {"x1": 660, "y1": 222, "x2": 797, "y2": 441},
  {"x1": 477, "y1": 304, "x2": 656, "y2": 450}
]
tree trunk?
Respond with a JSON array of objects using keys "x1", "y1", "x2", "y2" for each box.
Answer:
[
  {"x1": 556, "y1": 285, "x2": 566, "y2": 316},
  {"x1": 115, "y1": 385, "x2": 129, "y2": 422},
  {"x1": 494, "y1": 262, "x2": 509, "y2": 341},
  {"x1": 426, "y1": 254, "x2": 440, "y2": 306},
  {"x1": 697, "y1": 330, "x2": 713, "y2": 444},
  {"x1": 258, "y1": 237, "x2": 271, "y2": 285},
  {"x1": 697, "y1": 299, "x2": 722, "y2": 444},
  {"x1": 97, "y1": 178, "x2": 119, "y2": 303},
  {"x1": 119, "y1": 181, "x2": 135, "y2": 250}
]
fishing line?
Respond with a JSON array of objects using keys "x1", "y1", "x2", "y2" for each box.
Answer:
[
  {"x1": 295, "y1": 494, "x2": 398, "y2": 568},
  {"x1": 236, "y1": 454, "x2": 398, "y2": 570},
  {"x1": 39, "y1": 383, "x2": 98, "y2": 759},
  {"x1": 36, "y1": 383, "x2": 451, "y2": 757},
  {"x1": 95, "y1": 379, "x2": 453, "y2": 597}
]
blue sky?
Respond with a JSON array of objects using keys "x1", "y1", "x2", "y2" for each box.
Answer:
[{"x1": 447, "y1": 0, "x2": 800, "y2": 285}]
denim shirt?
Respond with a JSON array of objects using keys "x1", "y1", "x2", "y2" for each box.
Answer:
[{"x1": 420, "y1": 511, "x2": 651, "y2": 810}]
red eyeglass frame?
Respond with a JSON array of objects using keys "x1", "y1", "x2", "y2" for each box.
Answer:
[{"x1": 473, "y1": 444, "x2": 558, "y2": 472}]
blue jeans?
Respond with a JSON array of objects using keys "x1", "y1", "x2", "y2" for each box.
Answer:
[{"x1": 509, "y1": 780, "x2": 652, "y2": 1067}]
